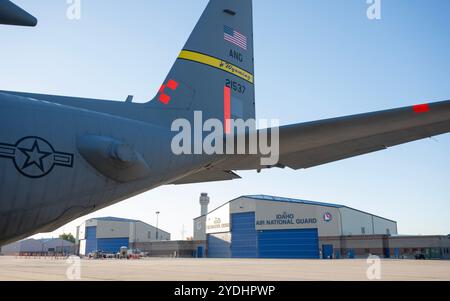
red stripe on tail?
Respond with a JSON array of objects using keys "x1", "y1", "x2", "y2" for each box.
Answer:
[{"x1": 224, "y1": 86, "x2": 231, "y2": 134}]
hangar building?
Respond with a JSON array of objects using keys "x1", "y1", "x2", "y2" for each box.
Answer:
[
  {"x1": 76, "y1": 217, "x2": 170, "y2": 255},
  {"x1": 193, "y1": 195, "x2": 398, "y2": 259},
  {"x1": 0, "y1": 238, "x2": 75, "y2": 256}
]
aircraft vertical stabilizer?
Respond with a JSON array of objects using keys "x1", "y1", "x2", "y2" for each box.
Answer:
[{"x1": 148, "y1": 0, "x2": 256, "y2": 125}]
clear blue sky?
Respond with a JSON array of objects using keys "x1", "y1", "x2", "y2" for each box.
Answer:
[{"x1": 2, "y1": 0, "x2": 449, "y2": 239}]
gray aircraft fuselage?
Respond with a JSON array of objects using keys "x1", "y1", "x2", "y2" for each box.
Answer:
[{"x1": 0, "y1": 92, "x2": 218, "y2": 245}]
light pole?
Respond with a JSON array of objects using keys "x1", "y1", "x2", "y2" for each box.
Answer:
[
  {"x1": 155, "y1": 211, "x2": 160, "y2": 241},
  {"x1": 133, "y1": 221, "x2": 137, "y2": 252}
]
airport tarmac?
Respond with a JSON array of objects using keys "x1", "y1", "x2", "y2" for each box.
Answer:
[{"x1": 0, "y1": 256, "x2": 449, "y2": 281}]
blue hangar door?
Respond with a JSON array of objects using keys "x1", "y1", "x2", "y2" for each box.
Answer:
[
  {"x1": 85, "y1": 226, "x2": 97, "y2": 254},
  {"x1": 258, "y1": 228, "x2": 320, "y2": 259},
  {"x1": 231, "y1": 212, "x2": 258, "y2": 258},
  {"x1": 207, "y1": 233, "x2": 231, "y2": 258}
]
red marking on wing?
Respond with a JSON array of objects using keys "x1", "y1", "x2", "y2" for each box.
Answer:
[
  {"x1": 224, "y1": 86, "x2": 231, "y2": 134},
  {"x1": 413, "y1": 103, "x2": 430, "y2": 113}
]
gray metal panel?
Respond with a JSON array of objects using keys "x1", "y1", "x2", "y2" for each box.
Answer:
[
  {"x1": 373, "y1": 216, "x2": 398, "y2": 235},
  {"x1": 96, "y1": 220, "x2": 130, "y2": 239},
  {"x1": 193, "y1": 215, "x2": 207, "y2": 241},
  {"x1": 339, "y1": 207, "x2": 376, "y2": 235}
]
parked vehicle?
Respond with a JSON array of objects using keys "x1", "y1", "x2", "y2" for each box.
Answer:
[
  {"x1": 415, "y1": 253, "x2": 426, "y2": 260},
  {"x1": 118, "y1": 246, "x2": 128, "y2": 259}
]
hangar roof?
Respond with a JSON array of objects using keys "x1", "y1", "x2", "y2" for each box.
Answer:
[
  {"x1": 244, "y1": 195, "x2": 344, "y2": 208},
  {"x1": 87, "y1": 217, "x2": 171, "y2": 235},
  {"x1": 194, "y1": 195, "x2": 344, "y2": 220},
  {"x1": 194, "y1": 195, "x2": 396, "y2": 224},
  {"x1": 92, "y1": 217, "x2": 140, "y2": 223},
  {"x1": 242, "y1": 195, "x2": 395, "y2": 223}
]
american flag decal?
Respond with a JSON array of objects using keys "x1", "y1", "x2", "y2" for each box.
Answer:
[{"x1": 224, "y1": 25, "x2": 247, "y2": 50}]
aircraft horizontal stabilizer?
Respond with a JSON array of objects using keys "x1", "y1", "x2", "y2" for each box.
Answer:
[
  {"x1": 210, "y1": 100, "x2": 450, "y2": 172},
  {"x1": 173, "y1": 169, "x2": 241, "y2": 185}
]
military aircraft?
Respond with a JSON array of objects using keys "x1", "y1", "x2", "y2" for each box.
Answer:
[{"x1": 0, "y1": 0, "x2": 449, "y2": 245}]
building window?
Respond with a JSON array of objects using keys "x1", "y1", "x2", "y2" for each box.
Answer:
[
  {"x1": 148, "y1": 232, "x2": 151, "y2": 239},
  {"x1": 386, "y1": 229, "x2": 390, "y2": 235},
  {"x1": 361, "y1": 227, "x2": 366, "y2": 235}
]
